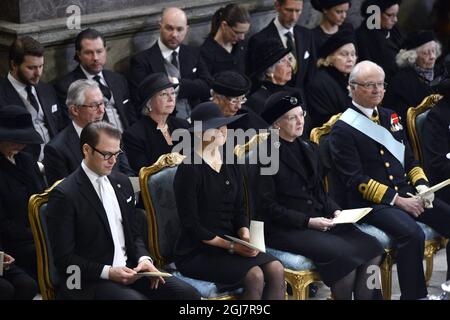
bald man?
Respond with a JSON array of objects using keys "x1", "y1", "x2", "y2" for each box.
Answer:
[
  {"x1": 129, "y1": 7, "x2": 211, "y2": 120},
  {"x1": 329, "y1": 61, "x2": 450, "y2": 299}
]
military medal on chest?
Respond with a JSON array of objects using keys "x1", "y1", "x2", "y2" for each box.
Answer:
[{"x1": 390, "y1": 113, "x2": 403, "y2": 132}]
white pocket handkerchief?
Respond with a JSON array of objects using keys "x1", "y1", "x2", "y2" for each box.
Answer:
[
  {"x1": 304, "y1": 51, "x2": 310, "y2": 59},
  {"x1": 123, "y1": 99, "x2": 129, "y2": 104},
  {"x1": 126, "y1": 196, "x2": 133, "y2": 203},
  {"x1": 51, "y1": 104, "x2": 58, "y2": 113},
  {"x1": 192, "y1": 67, "x2": 197, "y2": 73}
]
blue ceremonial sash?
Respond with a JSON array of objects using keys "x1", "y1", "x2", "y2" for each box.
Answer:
[{"x1": 340, "y1": 108, "x2": 405, "y2": 166}]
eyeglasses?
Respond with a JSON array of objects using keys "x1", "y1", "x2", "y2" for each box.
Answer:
[
  {"x1": 227, "y1": 24, "x2": 248, "y2": 37},
  {"x1": 79, "y1": 100, "x2": 106, "y2": 110},
  {"x1": 158, "y1": 91, "x2": 177, "y2": 100},
  {"x1": 284, "y1": 110, "x2": 307, "y2": 122},
  {"x1": 89, "y1": 144, "x2": 123, "y2": 160},
  {"x1": 226, "y1": 96, "x2": 247, "y2": 105},
  {"x1": 351, "y1": 82, "x2": 387, "y2": 90}
]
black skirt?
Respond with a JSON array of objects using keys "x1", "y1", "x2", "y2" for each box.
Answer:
[
  {"x1": 267, "y1": 224, "x2": 384, "y2": 286},
  {"x1": 176, "y1": 244, "x2": 277, "y2": 291}
]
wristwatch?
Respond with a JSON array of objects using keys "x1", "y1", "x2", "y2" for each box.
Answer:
[{"x1": 228, "y1": 241, "x2": 235, "y2": 254}]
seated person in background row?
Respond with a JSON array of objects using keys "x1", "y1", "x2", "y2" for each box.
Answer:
[
  {"x1": 47, "y1": 121, "x2": 200, "y2": 300},
  {"x1": 173, "y1": 102, "x2": 285, "y2": 300},
  {"x1": 246, "y1": 38, "x2": 296, "y2": 115},
  {"x1": 307, "y1": 29, "x2": 356, "y2": 129},
  {"x1": 123, "y1": 73, "x2": 189, "y2": 173},
  {"x1": 329, "y1": 60, "x2": 450, "y2": 300},
  {"x1": 44, "y1": 79, "x2": 134, "y2": 186},
  {"x1": 384, "y1": 30, "x2": 443, "y2": 121},
  {"x1": 0, "y1": 105, "x2": 47, "y2": 280},
  {"x1": 422, "y1": 79, "x2": 450, "y2": 202},
  {"x1": 54, "y1": 28, "x2": 136, "y2": 131},
  {"x1": 256, "y1": 91, "x2": 384, "y2": 300},
  {"x1": 129, "y1": 7, "x2": 211, "y2": 120},
  {"x1": 0, "y1": 235, "x2": 37, "y2": 300},
  {"x1": 211, "y1": 71, "x2": 268, "y2": 131}
]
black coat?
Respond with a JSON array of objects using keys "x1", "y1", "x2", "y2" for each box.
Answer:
[
  {"x1": 306, "y1": 67, "x2": 352, "y2": 128},
  {"x1": 383, "y1": 67, "x2": 434, "y2": 121},
  {"x1": 0, "y1": 152, "x2": 46, "y2": 248},
  {"x1": 200, "y1": 36, "x2": 247, "y2": 77},
  {"x1": 311, "y1": 23, "x2": 354, "y2": 57},
  {"x1": 355, "y1": 23, "x2": 404, "y2": 81},
  {"x1": 122, "y1": 116, "x2": 189, "y2": 173},
  {"x1": 246, "y1": 81, "x2": 290, "y2": 115},
  {"x1": 54, "y1": 66, "x2": 136, "y2": 128},
  {"x1": 247, "y1": 20, "x2": 317, "y2": 90},
  {"x1": 329, "y1": 105, "x2": 428, "y2": 208},
  {"x1": 47, "y1": 168, "x2": 149, "y2": 299},
  {"x1": 43, "y1": 123, "x2": 135, "y2": 186},
  {"x1": 129, "y1": 42, "x2": 211, "y2": 108},
  {"x1": 423, "y1": 95, "x2": 450, "y2": 201}
]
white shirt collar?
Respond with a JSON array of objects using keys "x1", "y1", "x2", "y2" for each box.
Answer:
[
  {"x1": 274, "y1": 17, "x2": 294, "y2": 38},
  {"x1": 81, "y1": 160, "x2": 103, "y2": 183},
  {"x1": 158, "y1": 37, "x2": 180, "y2": 61},
  {"x1": 7, "y1": 72, "x2": 28, "y2": 93},
  {"x1": 80, "y1": 64, "x2": 104, "y2": 81},
  {"x1": 72, "y1": 121, "x2": 84, "y2": 137},
  {"x1": 352, "y1": 101, "x2": 378, "y2": 118}
]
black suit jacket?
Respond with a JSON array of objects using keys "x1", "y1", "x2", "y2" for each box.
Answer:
[
  {"x1": 129, "y1": 42, "x2": 211, "y2": 108},
  {"x1": 247, "y1": 20, "x2": 317, "y2": 90},
  {"x1": 43, "y1": 123, "x2": 135, "y2": 185},
  {"x1": 47, "y1": 168, "x2": 150, "y2": 299},
  {"x1": 257, "y1": 137, "x2": 340, "y2": 240},
  {"x1": 54, "y1": 66, "x2": 136, "y2": 127},
  {"x1": 0, "y1": 77, "x2": 63, "y2": 136},
  {"x1": 423, "y1": 95, "x2": 450, "y2": 201}
]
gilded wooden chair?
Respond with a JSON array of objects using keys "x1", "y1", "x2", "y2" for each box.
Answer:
[
  {"x1": 406, "y1": 94, "x2": 448, "y2": 283},
  {"x1": 139, "y1": 152, "x2": 241, "y2": 299},
  {"x1": 28, "y1": 180, "x2": 63, "y2": 300},
  {"x1": 235, "y1": 132, "x2": 321, "y2": 300}
]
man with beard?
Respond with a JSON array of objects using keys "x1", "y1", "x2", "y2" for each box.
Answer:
[{"x1": 0, "y1": 36, "x2": 65, "y2": 161}]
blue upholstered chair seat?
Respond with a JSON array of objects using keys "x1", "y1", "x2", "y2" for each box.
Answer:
[
  {"x1": 266, "y1": 247, "x2": 316, "y2": 271},
  {"x1": 171, "y1": 271, "x2": 243, "y2": 299},
  {"x1": 417, "y1": 222, "x2": 442, "y2": 240}
]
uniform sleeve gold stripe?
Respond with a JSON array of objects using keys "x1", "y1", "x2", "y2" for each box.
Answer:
[
  {"x1": 359, "y1": 179, "x2": 388, "y2": 204},
  {"x1": 408, "y1": 167, "x2": 428, "y2": 185}
]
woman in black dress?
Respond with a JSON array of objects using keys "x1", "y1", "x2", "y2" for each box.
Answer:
[
  {"x1": 257, "y1": 91, "x2": 384, "y2": 300},
  {"x1": 307, "y1": 29, "x2": 356, "y2": 128},
  {"x1": 384, "y1": 30, "x2": 442, "y2": 120},
  {"x1": 356, "y1": 0, "x2": 404, "y2": 82},
  {"x1": 311, "y1": 0, "x2": 354, "y2": 54},
  {"x1": 200, "y1": 4, "x2": 250, "y2": 77},
  {"x1": 123, "y1": 73, "x2": 189, "y2": 172},
  {"x1": 0, "y1": 105, "x2": 47, "y2": 281},
  {"x1": 174, "y1": 102, "x2": 285, "y2": 300}
]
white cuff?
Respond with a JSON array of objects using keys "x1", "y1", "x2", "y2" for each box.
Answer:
[
  {"x1": 390, "y1": 193, "x2": 398, "y2": 206},
  {"x1": 100, "y1": 265, "x2": 111, "y2": 279}
]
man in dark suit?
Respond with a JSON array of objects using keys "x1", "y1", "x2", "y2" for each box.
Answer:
[
  {"x1": 422, "y1": 82, "x2": 450, "y2": 202},
  {"x1": 247, "y1": 0, "x2": 316, "y2": 92},
  {"x1": 47, "y1": 121, "x2": 200, "y2": 300},
  {"x1": 0, "y1": 36, "x2": 65, "y2": 161},
  {"x1": 54, "y1": 28, "x2": 136, "y2": 131},
  {"x1": 129, "y1": 7, "x2": 211, "y2": 120},
  {"x1": 44, "y1": 80, "x2": 135, "y2": 186},
  {"x1": 329, "y1": 61, "x2": 450, "y2": 299}
]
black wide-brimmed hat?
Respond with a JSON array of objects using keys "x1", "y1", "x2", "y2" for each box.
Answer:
[
  {"x1": 138, "y1": 72, "x2": 178, "y2": 111},
  {"x1": 360, "y1": 0, "x2": 401, "y2": 18},
  {"x1": 311, "y1": 0, "x2": 351, "y2": 11},
  {"x1": 212, "y1": 71, "x2": 251, "y2": 97},
  {"x1": 261, "y1": 91, "x2": 303, "y2": 125},
  {"x1": 0, "y1": 105, "x2": 43, "y2": 144},
  {"x1": 319, "y1": 29, "x2": 356, "y2": 59},
  {"x1": 249, "y1": 38, "x2": 291, "y2": 79},
  {"x1": 402, "y1": 30, "x2": 436, "y2": 50},
  {"x1": 189, "y1": 102, "x2": 246, "y2": 132}
]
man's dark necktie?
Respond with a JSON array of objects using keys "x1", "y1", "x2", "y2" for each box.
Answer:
[
  {"x1": 93, "y1": 75, "x2": 111, "y2": 100},
  {"x1": 285, "y1": 31, "x2": 297, "y2": 60},
  {"x1": 171, "y1": 51, "x2": 179, "y2": 70},
  {"x1": 25, "y1": 85, "x2": 40, "y2": 112}
]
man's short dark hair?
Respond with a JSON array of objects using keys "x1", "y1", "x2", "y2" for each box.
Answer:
[
  {"x1": 74, "y1": 28, "x2": 106, "y2": 62},
  {"x1": 80, "y1": 121, "x2": 121, "y2": 157},
  {"x1": 9, "y1": 36, "x2": 44, "y2": 68}
]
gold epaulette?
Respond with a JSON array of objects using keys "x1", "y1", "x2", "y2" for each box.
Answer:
[
  {"x1": 358, "y1": 179, "x2": 388, "y2": 204},
  {"x1": 408, "y1": 167, "x2": 428, "y2": 186}
]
